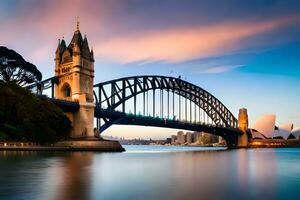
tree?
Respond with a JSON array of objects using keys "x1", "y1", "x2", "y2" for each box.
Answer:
[
  {"x1": 0, "y1": 46, "x2": 42, "y2": 86},
  {"x1": 0, "y1": 82, "x2": 71, "y2": 144}
]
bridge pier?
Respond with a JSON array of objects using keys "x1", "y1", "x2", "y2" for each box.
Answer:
[
  {"x1": 66, "y1": 102, "x2": 95, "y2": 138},
  {"x1": 237, "y1": 133, "x2": 248, "y2": 148}
]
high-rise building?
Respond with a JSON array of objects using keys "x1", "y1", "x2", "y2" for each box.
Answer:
[
  {"x1": 193, "y1": 132, "x2": 202, "y2": 144},
  {"x1": 177, "y1": 131, "x2": 185, "y2": 144},
  {"x1": 171, "y1": 135, "x2": 177, "y2": 144},
  {"x1": 186, "y1": 132, "x2": 193, "y2": 144},
  {"x1": 166, "y1": 138, "x2": 172, "y2": 144},
  {"x1": 201, "y1": 132, "x2": 219, "y2": 144}
]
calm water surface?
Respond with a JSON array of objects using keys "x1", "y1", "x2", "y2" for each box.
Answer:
[{"x1": 0, "y1": 146, "x2": 300, "y2": 200}]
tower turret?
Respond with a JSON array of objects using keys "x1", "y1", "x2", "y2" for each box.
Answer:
[
  {"x1": 55, "y1": 39, "x2": 61, "y2": 70},
  {"x1": 90, "y1": 47, "x2": 94, "y2": 62},
  {"x1": 60, "y1": 38, "x2": 66, "y2": 53}
]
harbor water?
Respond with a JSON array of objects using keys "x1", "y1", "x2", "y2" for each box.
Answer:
[{"x1": 0, "y1": 146, "x2": 300, "y2": 200}]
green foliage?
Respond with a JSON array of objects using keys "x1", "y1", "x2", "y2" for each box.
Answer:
[
  {"x1": 0, "y1": 46, "x2": 42, "y2": 86},
  {"x1": 0, "y1": 82, "x2": 71, "y2": 144}
]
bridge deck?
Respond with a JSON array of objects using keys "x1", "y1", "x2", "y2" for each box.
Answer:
[
  {"x1": 38, "y1": 95, "x2": 79, "y2": 112},
  {"x1": 95, "y1": 107, "x2": 242, "y2": 141}
]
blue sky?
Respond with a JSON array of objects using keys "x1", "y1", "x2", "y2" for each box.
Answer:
[{"x1": 1, "y1": 0, "x2": 300, "y2": 138}]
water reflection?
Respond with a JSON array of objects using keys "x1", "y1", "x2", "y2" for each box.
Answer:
[
  {"x1": 54, "y1": 152, "x2": 92, "y2": 200},
  {"x1": 0, "y1": 147, "x2": 300, "y2": 200}
]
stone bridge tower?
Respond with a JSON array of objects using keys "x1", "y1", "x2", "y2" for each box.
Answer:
[
  {"x1": 237, "y1": 108, "x2": 249, "y2": 147},
  {"x1": 54, "y1": 22, "x2": 95, "y2": 138}
]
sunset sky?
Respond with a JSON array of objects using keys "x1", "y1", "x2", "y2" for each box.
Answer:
[{"x1": 1, "y1": 0, "x2": 300, "y2": 139}]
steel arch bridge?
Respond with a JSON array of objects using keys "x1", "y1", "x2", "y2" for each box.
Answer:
[
  {"x1": 27, "y1": 75, "x2": 243, "y2": 147},
  {"x1": 94, "y1": 75, "x2": 237, "y2": 127}
]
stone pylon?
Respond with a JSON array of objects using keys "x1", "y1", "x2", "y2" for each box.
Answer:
[
  {"x1": 237, "y1": 108, "x2": 249, "y2": 147},
  {"x1": 54, "y1": 22, "x2": 95, "y2": 138}
]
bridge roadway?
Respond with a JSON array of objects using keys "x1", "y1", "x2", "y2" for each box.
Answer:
[
  {"x1": 38, "y1": 95, "x2": 80, "y2": 112},
  {"x1": 95, "y1": 107, "x2": 243, "y2": 148}
]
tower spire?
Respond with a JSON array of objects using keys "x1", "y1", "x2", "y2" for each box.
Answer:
[
  {"x1": 55, "y1": 39, "x2": 61, "y2": 54},
  {"x1": 76, "y1": 16, "x2": 80, "y2": 31}
]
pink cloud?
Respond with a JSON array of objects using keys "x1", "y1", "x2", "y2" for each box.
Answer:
[
  {"x1": 0, "y1": 0, "x2": 103, "y2": 59},
  {"x1": 94, "y1": 15, "x2": 300, "y2": 63},
  {"x1": 197, "y1": 65, "x2": 244, "y2": 74},
  {"x1": 0, "y1": 0, "x2": 299, "y2": 69}
]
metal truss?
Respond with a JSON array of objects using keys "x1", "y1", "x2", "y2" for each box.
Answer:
[{"x1": 94, "y1": 75, "x2": 238, "y2": 128}]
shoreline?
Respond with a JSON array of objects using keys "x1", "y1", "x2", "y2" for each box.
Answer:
[
  {"x1": 0, "y1": 146, "x2": 124, "y2": 152},
  {"x1": 248, "y1": 139, "x2": 300, "y2": 148},
  {"x1": 0, "y1": 139, "x2": 125, "y2": 152},
  {"x1": 2, "y1": 139, "x2": 300, "y2": 152}
]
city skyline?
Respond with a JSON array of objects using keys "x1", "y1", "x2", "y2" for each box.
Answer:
[{"x1": 1, "y1": 0, "x2": 300, "y2": 139}]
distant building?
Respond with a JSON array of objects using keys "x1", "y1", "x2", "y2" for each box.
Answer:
[
  {"x1": 193, "y1": 132, "x2": 202, "y2": 144},
  {"x1": 200, "y1": 132, "x2": 219, "y2": 144},
  {"x1": 177, "y1": 131, "x2": 185, "y2": 144},
  {"x1": 171, "y1": 131, "x2": 227, "y2": 145},
  {"x1": 166, "y1": 138, "x2": 172, "y2": 144},
  {"x1": 218, "y1": 136, "x2": 222, "y2": 143},
  {"x1": 171, "y1": 135, "x2": 177, "y2": 144},
  {"x1": 186, "y1": 132, "x2": 193, "y2": 144}
]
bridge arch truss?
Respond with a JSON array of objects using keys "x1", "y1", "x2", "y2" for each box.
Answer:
[{"x1": 93, "y1": 76, "x2": 238, "y2": 131}]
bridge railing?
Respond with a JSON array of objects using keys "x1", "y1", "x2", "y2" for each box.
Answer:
[{"x1": 26, "y1": 76, "x2": 58, "y2": 98}]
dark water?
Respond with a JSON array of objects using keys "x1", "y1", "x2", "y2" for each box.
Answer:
[{"x1": 0, "y1": 146, "x2": 300, "y2": 200}]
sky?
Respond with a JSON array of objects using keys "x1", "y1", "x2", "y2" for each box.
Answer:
[{"x1": 1, "y1": 0, "x2": 300, "y2": 139}]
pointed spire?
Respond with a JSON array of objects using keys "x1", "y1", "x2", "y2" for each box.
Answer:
[
  {"x1": 90, "y1": 46, "x2": 94, "y2": 61},
  {"x1": 83, "y1": 35, "x2": 88, "y2": 43},
  {"x1": 55, "y1": 39, "x2": 61, "y2": 54},
  {"x1": 70, "y1": 19, "x2": 83, "y2": 46},
  {"x1": 60, "y1": 37, "x2": 67, "y2": 53},
  {"x1": 76, "y1": 16, "x2": 80, "y2": 31},
  {"x1": 82, "y1": 35, "x2": 91, "y2": 57}
]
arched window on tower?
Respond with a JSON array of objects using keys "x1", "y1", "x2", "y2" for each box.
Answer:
[
  {"x1": 61, "y1": 83, "x2": 71, "y2": 98},
  {"x1": 65, "y1": 85, "x2": 71, "y2": 97}
]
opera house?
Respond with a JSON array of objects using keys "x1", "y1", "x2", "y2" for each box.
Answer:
[{"x1": 250, "y1": 114, "x2": 300, "y2": 140}]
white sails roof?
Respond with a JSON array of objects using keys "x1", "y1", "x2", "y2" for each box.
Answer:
[
  {"x1": 251, "y1": 115, "x2": 295, "y2": 139},
  {"x1": 250, "y1": 129, "x2": 266, "y2": 139},
  {"x1": 251, "y1": 115, "x2": 276, "y2": 138},
  {"x1": 273, "y1": 123, "x2": 294, "y2": 139},
  {"x1": 273, "y1": 128, "x2": 290, "y2": 139},
  {"x1": 291, "y1": 129, "x2": 300, "y2": 138},
  {"x1": 279, "y1": 123, "x2": 293, "y2": 132}
]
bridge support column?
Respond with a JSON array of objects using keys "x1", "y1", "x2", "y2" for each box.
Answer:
[
  {"x1": 67, "y1": 102, "x2": 95, "y2": 138},
  {"x1": 237, "y1": 133, "x2": 248, "y2": 148},
  {"x1": 237, "y1": 108, "x2": 249, "y2": 148}
]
